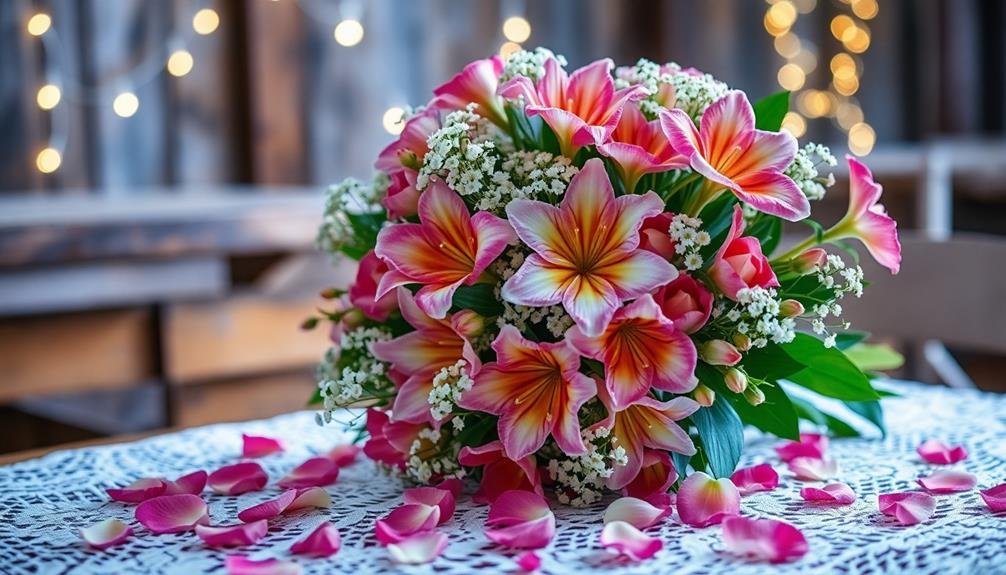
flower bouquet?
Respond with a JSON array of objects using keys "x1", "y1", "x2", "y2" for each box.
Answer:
[{"x1": 311, "y1": 49, "x2": 901, "y2": 513}]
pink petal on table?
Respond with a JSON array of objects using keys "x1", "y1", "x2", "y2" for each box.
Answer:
[
  {"x1": 290, "y1": 522, "x2": 342, "y2": 557},
  {"x1": 774, "y1": 433, "x2": 828, "y2": 462},
  {"x1": 800, "y1": 483, "x2": 857, "y2": 505},
  {"x1": 225, "y1": 556, "x2": 302, "y2": 575},
  {"x1": 80, "y1": 518, "x2": 132, "y2": 550},
  {"x1": 788, "y1": 457, "x2": 839, "y2": 481},
  {"x1": 676, "y1": 472, "x2": 741, "y2": 527},
  {"x1": 107, "y1": 477, "x2": 167, "y2": 503},
  {"x1": 195, "y1": 520, "x2": 268, "y2": 547},
  {"x1": 645, "y1": 492, "x2": 675, "y2": 509},
  {"x1": 721, "y1": 516, "x2": 808, "y2": 563},
  {"x1": 242, "y1": 434, "x2": 284, "y2": 458},
  {"x1": 516, "y1": 551, "x2": 541, "y2": 572},
  {"x1": 288, "y1": 487, "x2": 331, "y2": 512},
  {"x1": 603, "y1": 497, "x2": 671, "y2": 529},
  {"x1": 730, "y1": 463, "x2": 780, "y2": 495},
  {"x1": 435, "y1": 477, "x2": 464, "y2": 498},
  {"x1": 599, "y1": 521, "x2": 662, "y2": 560},
  {"x1": 327, "y1": 444, "x2": 361, "y2": 467},
  {"x1": 238, "y1": 490, "x2": 298, "y2": 523},
  {"x1": 916, "y1": 439, "x2": 968, "y2": 465},
  {"x1": 165, "y1": 470, "x2": 208, "y2": 495},
  {"x1": 209, "y1": 462, "x2": 268, "y2": 495},
  {"x1": 404, "y1": 487, "x2": 455, "y2": 525},
  {"x1": 375, "y1": 503, "x2": 442, "y2": 545},
  {"x1": 387, "y1": 531, "x2": 448, "y2": 565},
  {"x1": 135, "y1": 494, "x2": 209, "y2": 534},
  {"x1": 878, "y1": 492, "x2": 936, "y2": 525},
  {"x1": 277, "y1": 457, "x2": 339, "y2": 489},
  {"x1": 979, "y1": 484, "x2": 1006, "y2": 512},
  {"x1": 916, "y1": 470, "x2": 978, "y2": 494},
  {"x1": 484, "y1": 491, "x2": 556, "y2": 549}
]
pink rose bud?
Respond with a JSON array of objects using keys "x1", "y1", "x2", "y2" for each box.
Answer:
[
  {"x1": 779, "y1": 299, "x2": 805, "y2": 318},
  {"x1": 744, "y1": 386, "x2": 766, "y2": 406},
  {"x1": 724, "y1": 369, "x2": 748, "y2": 394},
  {"x1": 699, "y1": 340, "x2": 742, "y2": 366},
  {"x1": 732, "y1": 333, "x2": 752, "y2": 352},
  {"x1": 793, "y1": 248, "x2": 827, "y2": 274},
  {"x1": 693, "y1": 384, "x2": 716, "y2": 407}
]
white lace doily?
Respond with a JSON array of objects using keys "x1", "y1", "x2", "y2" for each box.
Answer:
[{"x1": 1, "y1": 380, "x2": 1004, "y2": 575}]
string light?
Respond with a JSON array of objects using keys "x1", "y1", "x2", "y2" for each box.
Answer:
[
  {"x1": 167, "y1": 49, "x2": 194, "y2": 77},
  {"x1": 192, "y1": 8, "x2": 220, "y2": 35},
  {"x1": 851, "y1": 0, "x2": 879, "y2": 20},
  {"x1": 848, "y1": 121, "x2": 875, "y2": 155},
  {"x1": 499, "y1": 41, "x2": 522, "y2": 60},
  {"x1": 112, "y1": 92, "x2": 140, "y2": 118},
  {"x1": 382, "y1": 106, "x2": 405, "y2": 135},
  {"x1": 36, "y1": 147, "x2": 62, "y2": 174},
  {"x1": 26, "y1": 13, "x2": 51, "y2": 37},
  {"x1": 782, "y1": 111, "x2": 807, "y2": 137},
  {"x1": 334, "y1": 19, "x2": 364, "y2": 46},
  {"x1": 36, "y1": 84, "x2": 61, "y2": 110},
  {"x1": 777, "y1": 63, "x2": 806, "y2": 91},
  {"x1": 502, "y1": 16, "x2": 531, "y2": 43}
]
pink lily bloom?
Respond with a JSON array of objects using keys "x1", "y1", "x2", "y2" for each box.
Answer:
[
  {"x1": 375, "y1": 107, "x2": 441, "y2": 219},
  {"x1": 349, "y1": 250, "x2": 399, "y2": 321},
  {"x1": 458, "y1": 440, "x2": 544, "y2": 504},
  {"x1": 592, "y1": 383, "x2": 699, "y2": 490},
  {"x1": 499, "y1": 58, "x2": 647, "y2": 157},
  {"x1": 828, "y1": 155, "x2": 902, "y2": 274},
  {"x1": 458, "y1": 325, "x2": 596, "y2": 460},
  {"x1": 652, "y1": 273, "x2": 714, "y2": 334},
  {"x1": 567, "y1": 293, "x2": 697, "y2": 409},
  {"x1": 432, "y1": 56, "x2": 507, "y2": 127},
  {"x1": 709, "y1": 205, "x2": 780, "y2": 300},
  {"x1": 502, "y1": 159, "x2": 678, "y2": 337},
  {"x1": 371, "y1": 289, "x2": 481, "y2": 424},
  {"x1": 375, "y1": 180, "x2": 515, "y2": 320},
  {"x1": 362, "y1": 409, "x2": 426, "y2": 470},
  {"x1": 623, "y1": 450, "x2": 677, "y2": 499},
  {"x1": 659, "y1": 91, "x2": 809, "y2": 221},
  {"x1": 597, "y1": 104, "x2": 688, "y2": 193}
]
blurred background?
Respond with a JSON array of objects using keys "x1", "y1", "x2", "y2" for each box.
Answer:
[{"x1": 1, "y1": 0, "x2": 1004, "y2": 456}]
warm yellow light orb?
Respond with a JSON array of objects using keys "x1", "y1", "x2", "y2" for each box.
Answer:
[
  {"x1": 334, "y1": 19, "x2": 364, "y2": 47},
  {"x1": 836, "y1": 101, "x2": 864, "y2": 130},
  {"x1": 382, "y1": 107, "x2": 405, "y2": 135},
  {"x1": 27, "y1": 13, "x2": 52, "y2": 37},
  {"x1": 36, "y1": 84, "x2": 61, "y2": 110},
  {"x1": 113, "y1": 92, "x2": 140, "y2": 118},
  {"x1": 192, "y1": 9, "x2": 220, "y2": 35},
  {"x1": 830, "y1": 15, "x2": 855, "y2": 41},
  {"x1": 773, "y1": 33, "x2": 801, "y2": 59},
  {"x1": 782, "y1": 112, "x2": 807, "y2": 138},
  {"x1": 766, "y1": 1, "x2": 798, "y2": 29},
  {"x1": 852, "y1": 0, "x2": 879, "y2": 20},
  {"x1": 502, "y1": 16, "x2": 532, "y2": 43},
  {"x1": 777, "y1": 64, "x2": 806, "y2": 91},
  {"x1": 167, "y1": 50, "x2": 194, "y2": 77},
  {"x1": 848, "y1": 122, "x2": 876, "y2": 156},
  {"x1": 36, "y1": 147, "x2": 61, "y2": 173}
]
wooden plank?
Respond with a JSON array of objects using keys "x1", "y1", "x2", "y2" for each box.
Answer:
[
  {"x1": 0, "y1": 309, "x2": 153, "y2": 402},
  {"x1": 170, "y1": 372, "x2": 317, "y2": 427}
]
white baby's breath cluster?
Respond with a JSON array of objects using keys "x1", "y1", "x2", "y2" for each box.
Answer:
[
  {"x1": 316, "y1": 326, "x2": 394, "y2": 424},
  {"x1": 785, "y1": 143, "x2": 838, "y2": 201},
  {"x1": 500, "y1": 48, "x2": 566, "y2": 84},
  {"x1": 490, "y1": 248, "x2": 574, "y2": 338},
  {"x1": 668, "y1": 214, "x2": 711, "y2": 271},
  {"x1": 417, "y1": 104, "x2": 501, "y2": 195},
  {"x1": 404, "y1": 427, "x2": 465, "y2": 484},
  {"x1": 666, "y1": 65, "x2": 730, "y2": 121},
  {"x1": 545, "y1": 427, "x2": 626, "y2": 507},
  {"x1": 316, "y1": 176, "x2": 384, "y2": 258},
  {"x1": 616, "y1": 59, "x2": 729, "y2": 120},
  {"x1": 427, "y1": 360, "x2": 474, "y2": 422},
  {"x1": 809, "y1": 254, "x2": 865, "y2": 347},
  {"x1": 716, "y1": 287, "x2": 797, "y2": 349}
]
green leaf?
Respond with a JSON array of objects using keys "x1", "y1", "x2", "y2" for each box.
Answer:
[
  {"x1": 691, "y1": 397, "x2": 744, "y2": 478},
  {"x1": 743, "y1": 344, "x2": 805, "y2": 381},
  {"x1": 697, "y1": 363, "x2": 800, "y2": 440},
  {"x1": 454, "y1": 414, "x2": 497, "y2": 448},
  {"x1": 306, "y1": 388, "x2": 323, "y2": 406},
  {"x1": 801, "y1": 218, "x2": 826, "y2": 243},
  {"x1": 834, "y1": 331, "x2": 870, "y2": 351},
  {"x1": 845, "y1": 343, "x2": 906, "y2": 371},
  {"x1": 451, "y1": 283, "x2": 503, "y2": 317},
  {"x1": 671, "y1": 452, "x2": 692, "y2": 480},
  {"x1": 790, "y1": 396, "x2": 861, "y2": 438},
  {"x1": 781, "y1": 333, "x2": 880, "y2": 401},
  {"x1": 844, "y1": 399, "x2": 886, "y2": 436},
  {"x1": 338, "y1": 211, "x2": 386, "y2": 260},
  {"x1": 753, "y1": 91, "x2": 790, "y2": 131}
]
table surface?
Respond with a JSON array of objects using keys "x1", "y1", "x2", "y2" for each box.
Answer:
[{"x1": 2, "y1": 380, "x2": 1005, "y2": 575}]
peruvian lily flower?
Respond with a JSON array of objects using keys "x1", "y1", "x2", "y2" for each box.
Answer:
[
  {"x1": 371, "y1": 289, "x2": 481, "y2": 424},
  {"x1": 800, "y1": 483, "x2": 857, "y2": 505},
  {"x1": 979, "y1": 484, "x2": 1006, "y2": 512},
  {"x1": 599, "y1": 521, "x2": 663, "y2": 561},
  {"x1": 676, "y1": 471, "x2": 741, "y2": 527},
  {"x1": 623, "y1": 450, "x2": 678, "y2": 499},
  {"x1": 775, "y1": 433, "x2": 828, "y2": 462},
  {"x1": 916, "y1": 470, "x2": 977, "y2": 494},
  {"x1": 349, "y1": 251, "x2": 399, "y2": 321},
  {"x1": 592, "y1": 383, "x2": 699, "y2": 490},
  {"x1": 916, "y1": 439, "x2": 968, "y2": 465},
  {"x1": 502, "y1": 158, "x2": 678, "y2": 337},
  {"x1": 603, "y1": 497, "x2": 672, "y2": 530},
  {"x1": 458, "y1": 325, "x2": 596, "y2": 460},
  {"x1": 709, "y1": 206, "x2": 780, "y2": 300},
  {"x1": 432, "y1": 56, "x2": 506, "y2": 126},
  {"x1": 241, "y1": 434, "x2": 283, "y2": 458},
  {"x1": 878, "y1": 492, "x2": 936, "y2": 525},
  {"x1": 483, "y1": 490, "x2": 556, "y2": 549},
  {"x1": 387, "y1": 531, "x2": 449, "y2": 565},
  {"x1": 135, "y1": 494, "x2": 209, "y2": 534},
  {"x1": 195, "y1": 520, "x2": 268, "y2": 548},
  {"x1": 597, "y1": 104, "x2": 688, "y2": 193},
  {"x1": 375, "y1": 180, "x2": 515, "y2": 320},
  {"x1": 659, "y1": 91, "x2": 809, "y2": 220},
  {"x1": 458, "y1": 440, "x2": 543, "y2": 504},
  {"x1": 80, "y1": 518, "x2": 132, "y2": 550},
  {"x1": 730, "y1": 463, "x2": 780, "y2": 495},
  {"x1": 290, "y1": 522, "x2": 342, "y2": 557},
  {"x1": 567, "y1": 293, "x2": 697, "y2": 409},
  {"x1": 499, "y1": 58, "x2": 647, "y2": 157},
  {"x1": 827, "y1": 156, "x2": 901, "y2": 273},
  {"x1": 361, "y1": 408, "x2": 426, "y2": 470},
  {"x1": 224, "y1": 556, "x2": 301, "y2": 575},
  {"x1": 721, "y1": 516, "x2": 809, "y2": 563},
  {"x1": 375, "y1": 108, "x2": 441, "y2": 219}
]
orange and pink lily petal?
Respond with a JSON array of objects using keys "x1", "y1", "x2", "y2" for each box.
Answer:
[
  {"x1": 432, "y1": 56, "x2": 506, "y2": 127},
  {"x1": 458, "y1": 440, "x2": 543, "y2": 504},
  {"x1": 597, "y1": 104, "x2": 688, "y2": 193},
  {"x1": 831, "y1": 156, "x2": 901, "y2": 274}
]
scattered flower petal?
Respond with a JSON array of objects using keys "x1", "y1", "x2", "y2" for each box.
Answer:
[
  {"x1": 878, "y1": 492, "x2": 936, "y2": 525},
  {"x1": 135, "y1": 494, "x2": 209, "y2": 534},
  {"x1": 484, "y1": 490, "x2": 556, "y2": 549},
  {"x1": 327, "y1": 444, "x2": 361, "y2": 467},
  {"x1": 404, "y1": 487, "x2": 456, "y2": 525},
  {"x1": 774, "y1": 433, "x2": 828, "y2": 462},
  {"x1": 721, "y1": 516, "x2": 808, "y2": 563},
  {"x1": 800, "y1": 483, "x2": 856, "y2": 505},
  {"x1": 375, "y1": 503, "x2": 441, "y2": 545},
  {"x1": 676, "y1": 472, "x2": 740, "y2": 527},
  {"x1": 80, "y1": 518, "x2": 132, "y2": 550},
  {"x1": 237, "y1": 490, "x2": 298, "y2": 523},
  {"x1": 208, "y1": 462, "x2": 268, "y2": 495},
  {"x1": 195, "y1": 520, "x2": 268, "y2": 547},
  {"x1": 788, "y1": 457, "x2": 839, "y2": 481},
  {"x1": 599, "y1": 521, "x2": 662, "y2": 560},
  {"x1": 916, "y1": 440, "x2": 968, "y2": 465},
  {"x1": 516, "y1": 551, "x2": 541, "y2": 572},
  {"x1": 290, "y1": 522, "x2": 342, "y2": 557},
  {"x1": 979, "y1": 484, "x2": 1006, "y2": 512},
  {"x1": 165, "y1": 470, "x2": 208, "y2": 496},
  {"x1": 435, "y1": 477, "x2": 464, "y2": 498},
  {"x1": 242, "y1": 434, "x2": 284, "y2": 458},
  {"x1": 225, "y1": 556, "x2": 302, "y2": 575},
  {"x1": 106, "y1": 477, "x2": 166, "y2": 503},
  {"x1": 730, "y1": 463, "x2": 780, "y2": 495},
  {"x1": 916, "y1": 470, "x2": 978, "y2": 494},
  {"x1": 288, "y1": 487, "x2": 331, "y2": 512},
  {"x1": 603, "y1": 497, "x2": 671, "y2": 529},
  {"x1": 277, "y1": 457, "x2": 339, "y2": 489},
  {"x1": 387, "y1": 531, "x2": 448, "y2": 565}
]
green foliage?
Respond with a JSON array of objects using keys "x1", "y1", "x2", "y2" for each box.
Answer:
[
  {"x1": 845, "y1": 343, "x2": 906, "y2": 371},
  {"x1": 451, "y1": 283, "x2": 504, "y2": 317},
  {"x1": 697, "y1": 363, "x2": 800, "y2": 440},
  {"x1": 340, "y1": 211, "x2": 386, "y2": 260},
  {"x1": 834, "y1": 331, "x2": 869, "y2": 350},
  {"x1": 743, "y1": 343, "x2": 805, "y2": 381},
  {"x1": 753, "y1": 91, "x2": 790, "y2": 131},
  {"x1": 746, "y1": 216, "x2": 783, "y2": 257},
  {"x1": 691, "y1": 394, "x2": 744, "y2": 478},
  {"x1": 779, "y1": 333, "x2": 880, "y2": 401},
  {"x1": 844, "y1": 399, "x2": 886, "y2": 436},
  {"x1": 791, "y1": 396, "x2": 861, "y2": 437}
]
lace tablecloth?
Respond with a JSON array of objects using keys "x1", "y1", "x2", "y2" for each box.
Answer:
[{"x1": 2, "y1": 380, "x2": 1004, "y2": 575}]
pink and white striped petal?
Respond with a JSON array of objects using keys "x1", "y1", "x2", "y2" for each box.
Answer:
[
  {"x1": 195, "y1": 520, "x2": 268, "y2": 547},
  {"x1": 242, "y1": 434, "x2": 284, "y2": 458},
  {"x1": 774, "y1": 433, "x2": 828, "y2": 462},
  {"x1": 516, "y1": 551, "x2": 542, "y2": 572},
  {"x1": 135, "y1": 494, "x2": 209, "y2": 534},
  {"x1": 403, "y1": 487, "x2": 456, "y2": 525},
  {"x1": 878, "y1": 492, "x2": 936, "y2": 525},
  {"x1": 106, "y1": 477, "x2": 167, "y2": 503},
  {"x1": 603, "y1": 497, "x2": 671, "y2": 529},
  {"x1": 916, "y1": 439, "x2": 968, "y2": 465},
  {"x1": 387, "y1": 531, "x2": 449, "y2": 565},
  {"x1": 237, "y1": 490, "x2": 298, "y2": 523},
  {"x1": 80, "y1": 518, "x2": 133, "y2": 550},
  {"x1": 800, "y1": 483, "x2": 857, "y2": 505},
  {"x1": 208, "y1": 462, "x2": 268, "y2": 495},
  {"x1": 290, "y1": 522, "x2": 342, "y2": 557},
  {"x1": 327, "y1": 444, "x2": 361, "y2": 467},
  {"x1": 287, "y1": 487, "x2": 331, "y2": 512},
  {"x1": 165, "y1": 470, "x2": 208, "y2": 496},
  {"x1": 979, "y1": 484, "x2": 1006, "y2": 512},
  {"x1": 916, "y1": 470, "x2": 977, "y2": 494},
  {"x1": 788, "y1": 457, "x2": 839, "y2": 481},
  {"x1": 721, "y1": 516, "x2": 808, "y2": 563},
  {"x1": 484, "y1": 490, "x2": 556, "y2": 549},
  {"x1": 676, "y1": 472, "x2": 741, "y2": 527},
  {"x1": 277, "y1": 457, "x2": 339, "y2": 489},
  {"x1": 225, "y1": 556, "x2": 302, "y2": 575},
  {"x1": 599, "y1": 521, "x2": 662, "y2": 561},
  {"x1": 730, "y1": 463, "x2": 780, "y2": 495},
  {"x1": 375, "y1": 503, "x2": 441, "y2": 545}
]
